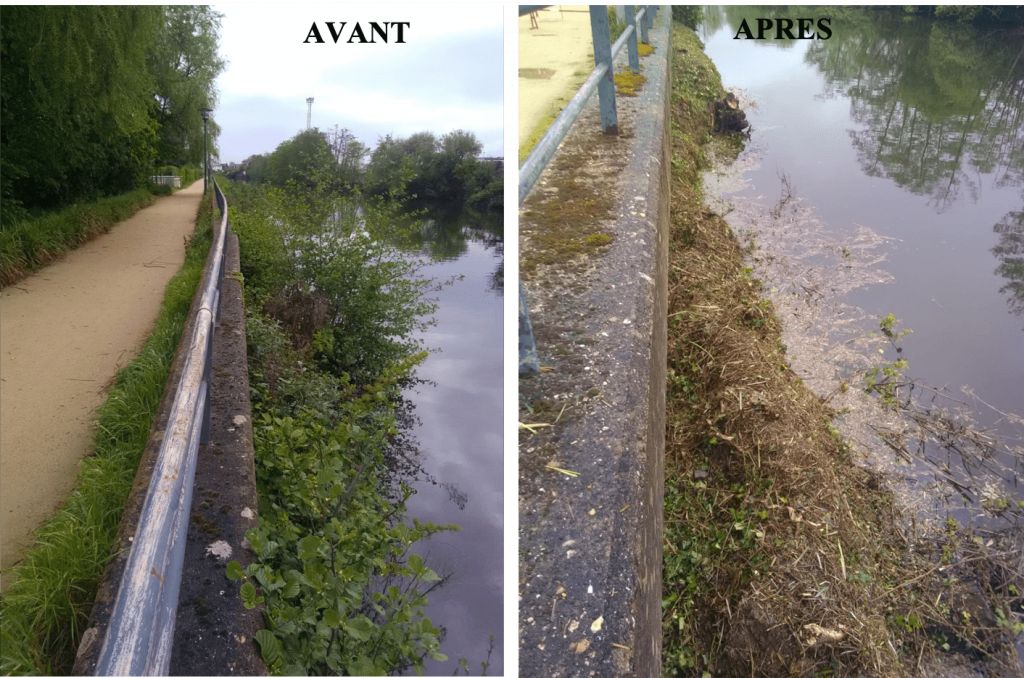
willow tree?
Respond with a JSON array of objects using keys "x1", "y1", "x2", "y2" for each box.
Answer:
[
  {"x1": 1, "y1": 6, "x2": 162, "y2": 214},
  {"x1": 150, "y1": 6, "x2": 225, "y2": 168},
  {"x1": 0, "y1": 5, "x2": 225, "y2": 218}
]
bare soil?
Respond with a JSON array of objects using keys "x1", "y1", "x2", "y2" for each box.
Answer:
[{"x1": 0, "y1": 181, "x2": 203, "y2": 573}]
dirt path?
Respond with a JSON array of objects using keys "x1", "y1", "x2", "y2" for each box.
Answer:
[
  {"x1": 0, "y1": 181, "x2": 203, "y2": 572},
  {"x1": 519, "y1": 6, "x2": 594, "y2": 148}
]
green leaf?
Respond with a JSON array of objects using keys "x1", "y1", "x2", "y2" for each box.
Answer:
[
  {"x1": 323, "y1": 607, "x2": 342, "y2": 627},
  {"x1": 254, "y1": 629, "x2": 284, "y2": 670},
  {"x1": 344, "y1": 615, "x2": 376, "y2": 642},
  {"x1": 240, "y1": 581, "x2": 259, "y2": 609},
  {"x1": 346, "y1": 655, "x2": 383, "y2": 676},
  {"x1": 225, "y1": 560, "x2": 244, "y2": 581}
]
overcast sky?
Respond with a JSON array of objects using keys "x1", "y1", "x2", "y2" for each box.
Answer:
[{"x1": 212, "y1": 3, "x2": 503, "y2": 163}]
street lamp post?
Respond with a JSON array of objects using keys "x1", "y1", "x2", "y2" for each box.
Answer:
[{"x1": 200, "y1": 107, "x2": 212, "y2": 193}]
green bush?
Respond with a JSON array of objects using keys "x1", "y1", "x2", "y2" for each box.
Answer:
[
  {"x1": 672, "y1": 6, "x2": 702, "y2": 29},
  {"x1": 233, "y1": 318, "x2": 451, "y2": 675},
  {"x1": 226, "y1": 179, "x2": 435, "y2": 386},
  {"x1": 224, "y1": 179, "x2": 451, "y2": 674}
]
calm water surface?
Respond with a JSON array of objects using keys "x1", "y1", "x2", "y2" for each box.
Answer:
[
  {"x1": 700, "y1": 8, "x2": 1023, "y2": 529},
  {"x1": 395, "y1": 208, "x2": 503, "y2": 675}
]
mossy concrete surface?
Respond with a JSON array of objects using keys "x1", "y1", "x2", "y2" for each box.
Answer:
[{"x1": 518, "y1": 6, "x2": 671, "y2": 676}]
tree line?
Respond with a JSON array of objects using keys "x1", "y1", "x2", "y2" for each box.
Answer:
[
  {"x1": 1, "y1": 6, "x2": 224, "y2": 221},
  {"x1": 234, "y1": 127, "x2": 503, "y2": 212}
]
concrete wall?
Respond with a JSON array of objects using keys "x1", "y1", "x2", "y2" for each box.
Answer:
[{"x1": 518, "y1": 7, "x2": 671, "y2": 676}]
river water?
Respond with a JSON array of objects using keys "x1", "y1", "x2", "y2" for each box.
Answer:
[
  {"x1": 698, "y1": 7, "x2": 1023, "y2": 533},
  {"x1": 393, "y1": 208, "x2": 504, "y2": 675}
]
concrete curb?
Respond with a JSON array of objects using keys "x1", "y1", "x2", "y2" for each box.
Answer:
[
  {"x1": 73, "y1": 197, "x2": 264, "y2": 675},
  {"x1": 519, "y1": 8, "x2": 671, "y2": 677}
]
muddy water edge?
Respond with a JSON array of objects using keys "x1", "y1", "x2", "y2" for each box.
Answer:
[{"x1": 662, "y1": 13, "x2": 1022, "y2": 677}]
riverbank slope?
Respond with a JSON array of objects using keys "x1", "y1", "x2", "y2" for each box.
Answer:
[{"x1": 662, "y1": 24, "x2": 1021, "y2": 676}]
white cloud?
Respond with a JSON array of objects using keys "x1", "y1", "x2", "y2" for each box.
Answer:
[{"x1": 211, "y1": 3, "x2": 503, "y2": 161}]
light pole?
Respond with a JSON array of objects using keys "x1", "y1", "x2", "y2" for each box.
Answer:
[{"x1": 200, "y1": 107, "x2": 212, "y2": 193}]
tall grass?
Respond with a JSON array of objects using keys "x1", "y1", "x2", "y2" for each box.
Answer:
[
  {"x1": 0, "y1": 188, "x2": 158, "y2": 287},
  {"x1": 0, "y1": 197, "x2": 213, "y2": 675}
]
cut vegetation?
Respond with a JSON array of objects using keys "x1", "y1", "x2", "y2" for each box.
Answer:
[{"x1": 663, "y1": 23, "x2": 1022, "y2": 676}]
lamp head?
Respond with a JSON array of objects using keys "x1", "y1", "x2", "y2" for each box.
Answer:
[{"x1": 200, "y1": 107, "x2": 212, "y2": 121}]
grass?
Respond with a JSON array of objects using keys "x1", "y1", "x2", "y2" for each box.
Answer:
[
  {"x1": 520, "y1": 107, "x2": 562, "y2": 165},
  {"x1": 519, "y1": 140, "x2": 620, "y2": 278},
  {"x1": 0, "y1": 195, "x2": 213, "y2": 675},
  {"x1": 0, "y1": 188, "x2": 157, "y2": 287},
  {"x1": 1, "y1": 170, "x2": 202, "y2": 288}
]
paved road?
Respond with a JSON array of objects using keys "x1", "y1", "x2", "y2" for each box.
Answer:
[{"x1": 0, "y1": 181, "x2": 204, "y2": 574}]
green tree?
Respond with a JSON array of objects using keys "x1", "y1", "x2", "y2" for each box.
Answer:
[
  {"x1": 326, "y1": 125, "x2": 368, "y2": 189},
  {"x1": 150, "y1": 6, "x2": 226, "y2": 167},
  {"x1": 0, "y1": 6, "x2": 225, "y2": 218},
  {"x1": 364, "y1": 134, "x2": 415, "y2": 197},
  {"x1": 1, "y1": 6, "x2": 162, "y2": 214},
  {"x1": 263, "y1": 129, "x2": 337, "y2": 190}
]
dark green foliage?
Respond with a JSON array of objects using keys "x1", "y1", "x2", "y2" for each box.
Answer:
[
  {"x1": 242, "y1": 126, "x2": 501, "y2": 210},
  {"x1": 911, "y1": 5, "x2": 1024, "y2": 26},
  {"x1": 1, "y1": 7, "x2": 161, "y2": 213},
  {"x1": 364, "y1": 130, "x2": 502, "y2": 210},
  {"x1": 244, "y1": 128, "x2": 368, "y2": 195},
  {"x1": 262, "y1": 130, "x2": 338, "y2": 190},
  {"x1": 225, "y1": 177, "x2": 453, "y2": 673},
  {"x1": 671, "y1": 6, "x2": 703, "y2": 29},
  {"x1": 0, "y1": 188, "x2": 155, "y2": 286},
  {"x1": 1, "y1": 6, "x2": 223, "y2": 218},
  {"x1": 235, "y1": 318, "x2": 452, "y2": 675},
  {"x1": 226, "y1": 178, "x2": 435, "y2": 387},
  {"x1": 0, "y1": 198, "x2": 212, "y2": 675}
]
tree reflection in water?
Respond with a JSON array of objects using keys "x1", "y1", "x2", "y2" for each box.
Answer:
[{"x1": 799, "y1": 10, "x2": 1024, "y2": 318}]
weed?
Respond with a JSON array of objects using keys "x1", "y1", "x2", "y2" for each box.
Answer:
[
  {"x1": 614, "y1": 70, "x2": 647, "y2": 97},
  {"x1": 863, "y1": 313, "x2": 912, "y2": 408}
]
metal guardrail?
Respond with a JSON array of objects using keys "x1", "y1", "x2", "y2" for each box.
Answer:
[
  {"x1": 150, "y1": 175, "x2": 182, "y2": 188},
  {"x1": 519, "y1": 5, "x2": 658, "y2": 375},
  {"x1": 94, "y1": 181, "x2": 228, "y2": 675}
]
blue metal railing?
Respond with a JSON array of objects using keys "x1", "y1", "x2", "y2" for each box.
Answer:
[
  {"x1": 519, "y1": 5, "x2": 658, "y2": 375},
  {"x1": 94, "y1": 181, "x2": 229, "y2": 675}
]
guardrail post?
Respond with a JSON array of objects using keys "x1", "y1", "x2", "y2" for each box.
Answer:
[
  {"x1": 589, "y1": 5, "x2": 619, "y2": 135},
  {"x1": 625, "y1": 6, "x2": 640, "y2": 72},
  {"x1": 519, "y1": 284, "x2": 539, "y2": 376},
  {"x1": 639, "y1": 5, "x2": 650, "y2": 44}
]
